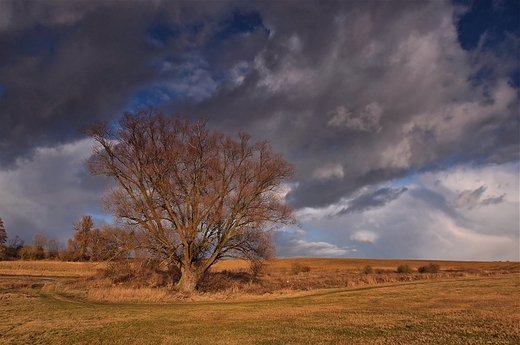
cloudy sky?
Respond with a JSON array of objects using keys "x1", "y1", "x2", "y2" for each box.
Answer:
[{"x1": 0, "y1": 0, "x2": 518, "y2": 261}]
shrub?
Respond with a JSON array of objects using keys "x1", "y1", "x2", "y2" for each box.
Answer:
[
  {"x1": 59, "y1": 249, "x2": 85, "y2": 262},
  {"x1": 418, "y1": 263, "x2": 440, "y2": 273},
  {"x1": 97, "y1": 259, "x2": 178, "y2": 288},
  {"x1": 250, "y1": 260, "x2": 265, "y2": 279},
  {"x1": 19, "y1": 246, "x2": 45, "y2": 260},
  {"x1": 5, "y1": 236, "x2": 24, "y2": 259},
  {"x1": 290, "y1": 262, "x2": 311, "y2": 275},
  {"x1": 396, "y1": 264, "x2": 414, "y2": 274},
  {"x1": 102, "y1": 260, "x2": 134, "y2": 284},
  {"x1": 363, "y1": 265, "x2": 374, "y2": 274}
]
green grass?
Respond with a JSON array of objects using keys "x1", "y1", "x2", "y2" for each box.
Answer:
[{"x1": 1, "y1": 274, "x2": 519, "y2": 344}]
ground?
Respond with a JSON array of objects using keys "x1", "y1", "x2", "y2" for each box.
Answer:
[{"x1": 0, "y1": 259, "x2": 518, "y2": 344}]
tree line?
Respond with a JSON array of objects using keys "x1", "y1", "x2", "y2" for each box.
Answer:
[{"x1": 0, "y1": 215, "x2": 134, "y2": 262}]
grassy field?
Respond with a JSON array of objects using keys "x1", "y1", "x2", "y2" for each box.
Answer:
[{"x1": 0, "y1": 259, "x2": 518, "y2": 344}]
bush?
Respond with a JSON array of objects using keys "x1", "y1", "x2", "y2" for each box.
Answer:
[
  {"x1": 396, "y1": 264, "x2": 414, "y2": 274},
  {"x1": 97, "y1": 259, "x2": 178, "y2": 288},
  {"x1": 363, "y1": 265, "x2": 374, "y2": 274},
  {"x1": 19, "y1": 246, "x2": 45, "y2": 260},
  {"x1": 290, "y1": 262, "x2": 311, "y2": 275},
  {"x1": 4, "y1": 236, "x2": 24, "y2": 259},
  {"x1": 418, "y1": 263, "x2": 440, "y2": 273},
  {"x1": 59, "y1": 249, "x2": 85, "y2": 262},
  {"x1": 102, "y1": 260, "x2": 134, "y2": 284}
]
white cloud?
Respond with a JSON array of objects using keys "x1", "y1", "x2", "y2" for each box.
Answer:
[
  {"x1": 380, "y1": 139, "x2": 412, "y2": 169},
  {"x1": 288, "y1": 239, "x2": 349, "y2": 257},
  {"x1": 350, "y1": 230, "x2": 378, "y2": 243},
  {"x1": 312, "y1": 163, "x2": 344, "y2": 180},
  {"x1": 289, "y1": 162, "x2": 518, "y2": 260},
  {"x1": 274, "y1": 229, "x2": 350, "y2": 257}
]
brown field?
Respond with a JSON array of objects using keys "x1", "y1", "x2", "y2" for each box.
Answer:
[
  {"x1": 0, "y1": 258, "x2": 517, "y2": 301},
  {"x1": 1, "y1": 257, "x2": 516, "y2": 275},
  {"x1": 0, "y1": 260, "x2": 100, "y2": 277},
  {"x1": 0, "y1": 258, "x2": 518, "y2": 344}
]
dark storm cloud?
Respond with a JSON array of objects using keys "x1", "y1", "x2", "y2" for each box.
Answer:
[
  {"x1": 2, "y1": 1, "x2": 517, "y2": 174},
  {"x1": 170, "y1": 0, "x2": 518, "y2": 210},
  {"x1": 333, "y1": 187, "x2": 408, "y2": 216},
  {"x1": 0, "y1": 0, "x2": 518, "y2": 243},
  {"x1": 0, "y1": 1, "x2": 150, "y2": 165},
  {"x1": 0, "y1": 0, "x2": 265, "y2": 166}
]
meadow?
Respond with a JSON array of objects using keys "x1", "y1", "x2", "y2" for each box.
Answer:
[{"x1": 0, "y1": 259, "x2": 518, "y2": 344}]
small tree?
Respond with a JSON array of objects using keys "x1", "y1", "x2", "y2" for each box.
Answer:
[
  {"x1": 63, "y1": 217, "x2": 134, "y2": 262},
  {"x1": 0, "y1": 218, "x2": 6, "y2": 258},
  {"x1": 45, "y1": 238, "x2": 60, "y2": 259},
  {"x1": 19, "y1": 246, "x2": 45, "y2": 260},
  {"x1": 6, "y1": 236, "x2": 24, "y2": 259},
  {"x1": 90, "y1": 224, "x2": 135, "y2": 261},
  {"x1": 85, "y1": 109, "x2": 296, "y2": 292},
  {"x1": 32, "y1": 233, "x2": 48, "y2": 250},
  {"x1": 65, "y1": 215, "x2": 96, "y2": 261}
]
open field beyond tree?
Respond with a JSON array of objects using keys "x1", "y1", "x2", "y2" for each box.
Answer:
[{"x1": 0, "y1": 258, "x2": 518, "y2": 344}]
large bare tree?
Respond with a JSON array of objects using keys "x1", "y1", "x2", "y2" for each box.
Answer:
[{"x1": 85, "y1": 109, "x2": 296, "y2": 292}]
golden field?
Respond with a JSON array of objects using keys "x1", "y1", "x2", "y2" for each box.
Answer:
[
  {"x1": 0, "y1": 258, "x2": 518, "y2": 344},
  {"x1": 1, "y1": 257, "x2": 516, "y2": 277}
]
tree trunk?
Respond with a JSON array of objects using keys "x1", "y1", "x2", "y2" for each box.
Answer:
[{"x1": 176, "y1": 266, "x2": 201, "y2": 293}]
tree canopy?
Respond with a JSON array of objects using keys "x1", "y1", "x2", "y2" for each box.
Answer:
[{"x1": 85, "y1": 109, "x2": 296, "y2": 292}]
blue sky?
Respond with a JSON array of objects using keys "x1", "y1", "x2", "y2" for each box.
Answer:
[{"x1": 0, "y1": 0, "x2": 518, "y2": 260}]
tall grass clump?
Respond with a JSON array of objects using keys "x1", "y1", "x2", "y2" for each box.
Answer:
[
  {"x1": 418, "y1": 263, "x2": 440, "y2": 273},
  {"x1": 397, "y1": 264, "x2": 414, "y2": 274},
  {"x1": 290, "y1": 262, "x2": 311, "y2": 275}
]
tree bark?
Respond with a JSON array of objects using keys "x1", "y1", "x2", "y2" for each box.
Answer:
[{"x1": 176, "y1": 266, "x2": 201, "y2": 292}]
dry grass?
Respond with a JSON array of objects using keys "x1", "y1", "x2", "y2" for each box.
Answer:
[
  {"x1": 0, "y1": 273, "x2": 518, "y2": 344},
  {"x1": 1, "y1": 258, "x2": 518, "y2": 303},
  {"x1": 87, "y1": 286, "x2": 179, "y2": 303},
  {"x1": 201, "y1": 258, "x2": 519, "y2": 298},
  {"x1": 1, "y1": 258, "x2": 518, "y2": 344},
  {"x1": 0, "y1": 260, "x2": 101, "y2": 277}
]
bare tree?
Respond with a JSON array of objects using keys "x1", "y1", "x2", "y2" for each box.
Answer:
[
  {"x1": 85, "y1": 109, "x2": 296, "y2": 292},
  {"x1": 0, "y1": 217, "x2": 6, "y2": 247},
  {"x1": 6, "y1": 236, "x2": 24, "y2": 259},
  {"x1": 32, "y1": 233, "x2": 48, "y2": 249},
  {"x1": 90, "y1": 224, "x2": 135, "y2": 261},
  {"x1": 45, "y1": 238, "x2": 61, "y2": 258},
  {"x1": 0, "y1": 217, "x2": 6, "y2": 258}
]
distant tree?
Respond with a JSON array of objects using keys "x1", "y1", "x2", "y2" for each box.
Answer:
[
  {"x1": 65, "y1": 215, "x2": 96, "y2": 261},
  {"x1": 90, "y1": 224, "x2": 135, "y2": 261},
  {"x1": 45, "y1": 238, "x2": 61, "y2": 259},
  {"x1": 0, "y1": 217, "x2": 6, "y2": 246},
  {"x1": 85, "y1": 109, "x2": 296, "y2": 292},
  {"x1": 19, "y1": 245, "x2": 45, "y2": 260},
  {"x1": 62, "y1": 216, "x2": 134, "y2": 262},
  {"x1": 0, "y1": 217, "x2": 6, "y2": 259},
  {"x1": 6, "y1": 236, "x2": 24, "y2": 259},
  {"x1": 32, "y1": 233, "x2": 48, "y2": 250}
]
